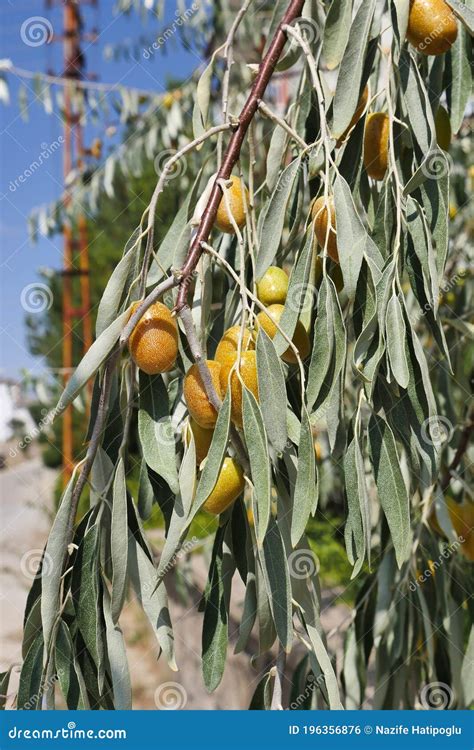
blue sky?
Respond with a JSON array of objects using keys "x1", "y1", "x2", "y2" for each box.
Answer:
[{"x1": 0, "y1": 2, "x2": 201, "y2": 381}]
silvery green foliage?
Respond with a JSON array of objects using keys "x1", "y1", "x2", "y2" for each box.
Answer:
[{"x1": 13, "y1": 0, "x2": 474, "y2": 711}]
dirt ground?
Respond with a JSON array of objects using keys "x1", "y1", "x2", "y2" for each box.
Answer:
[{"x1": 0, "y1": 457, "x2": 350, "y2": 709}]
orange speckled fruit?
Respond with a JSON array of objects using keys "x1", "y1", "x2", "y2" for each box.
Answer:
[
  {"x1": 183, "y1": 360, "x2": 223, "y2": 429},
  {"x1": 364, "y1": 113, "x2": 389, "y2": 181},
  {"x1": 312, "y1": 196, "x2": 339, "y2": 263},
  {"x1": 215, "y1": 325, "x2": 254, "y2": 365},
  {"x1": 256, "y1": 304, "x2": 310, "y2": 364},
  {"x1": 336, "y1": 84, "x2": 369, "y2": 146},
  {"x1": 202, "y1": 457, "x2": 245, "y2": 515},
  {"x1": 219, "y1": 350, "x2": 259, "y2": 428},
  {"x1": 128, "y1": 301, "x2": 178, "y2": 375},
  {"x1": 407, "y1": 0, "x2": 458, "y2": 55},
  {"x1": 215, "y1": 176, "x2": 249, "y2": 234},
  {"x1": 187, "y1": 417, "x2": 214, "y2": 465}
]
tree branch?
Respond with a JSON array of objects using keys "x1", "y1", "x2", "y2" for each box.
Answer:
[{"x1": 175, "y1": 0, "x2": 305, "y2": 311}]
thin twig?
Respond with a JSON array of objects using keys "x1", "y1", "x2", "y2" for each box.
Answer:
[
  {"x1": 176, "y1": 0, "x2": 305, "y2": 311},
  {"x1": 139, "y1": 123, "x2": 233, "y2": 295},
  {"x1": 258, "y1": 99, "x2": 308, "y2": 149}
]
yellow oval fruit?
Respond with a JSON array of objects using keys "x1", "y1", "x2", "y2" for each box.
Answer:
[
  {"x1": 435, "y1": 105, "x2": 452, "y2": 151},
  {"x1": 364, "y1": 112, "x2": 389, "y2": 181},
  {"x1": 187, "y1": 417, "x2": 214, "y2": 465},
  {"x1": 256, "y1": 304, "x2": 310, "y2": 364},
  {"x1": 202, "y1": 457, "x2": 245, "y2": 515},
  {"x1": 128, "y1": 301, "x2": 178, "y2": 375},
  {"x1": 257, "y1": 266, "x2": 289, "y2": 306},
  {"x1": 215, "y1": 325, "x2": 255, "y2": 365},
  {"x1": 449, "y1": 203, "x2": 457, "y2": 220},
  {"x1": 183, "y1": 360, "x2": 223, "y2": 429},
  {"x1": 407, "y1": 0, "x2": 458, "y2": 55},
  {"x1": 219, "y1": 350, "x2": 259, "y2": 428},
  {"x1": 312, "y1": 196, "x2": 339, "y2": 263},
  {"x1": 336, "y1": 84, "x2": 369, "y2": 146},
  {"x1": 215, "y1": 176, "x2": 249, "y2": 234},
  {"x1": 448, "y1": 498, "x2": 474, "y2": 561}
]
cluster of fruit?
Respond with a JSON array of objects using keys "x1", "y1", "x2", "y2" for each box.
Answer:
[
  {"x1": 126, "y1": 0, "x2": 458, "y2": 519},
  {"x1": 127, "y1": 252, "x2": 311, "y2": 516}
]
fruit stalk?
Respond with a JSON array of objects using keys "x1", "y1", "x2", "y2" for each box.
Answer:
[{"x1": 175, "y1": 0, "x2": 306, "y2": 311}]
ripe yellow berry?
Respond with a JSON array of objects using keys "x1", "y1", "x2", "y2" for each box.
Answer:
[
  {"x1": 202, "y1": 457, "x2": 245, "y2": 515},
  {"x1": 215, "y1": 176, "x2": 249, "y2": 234},
  {"x1": 312, "y1": 196, "x2": 339, "y2": 263},
  {"x1": 187, "y1": 417, "x2": 214, "y2": 465},
  {"x1": 256, "y1": 304, "x2": 310, "y2": 364},
  {"x1": 219, "y1": 351, "x2": 259, "y2": 428},
  {"x1": 336, "y1": 84, "x2": 369, "y2": 146},
  {"x1": 128, "y1": 301, "x2": 178, "y2": 375},
  {"x1": 407, "y1": 0, "x2": 458, "y2": 56},
  {"x1": 364, "y1": 112, "x2": 389, "y2": 181},
  {"x1": 183, "y1": 360, "x2": 223, "y2": 429},
  {"x1": 214, "y1": 325, "x2": 255, "y2": 365},
  {"x1": 257, "y1": 266, "x2": 289, "y2": 306}
]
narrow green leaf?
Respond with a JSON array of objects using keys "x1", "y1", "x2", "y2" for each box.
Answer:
[
  {"x1": 305, "y1": 622, "x2": 343, "y2": 709},
  {"x1": 386, "y1": 293, "x2": 409, "y2": 389},
  {"x1": 344, "y1": 439, "x2": 366, "y2": 576},
  {"x1": 368, "y1": 414, "x2": 411, "y2": 567},
  {"x1": 103, "y1": 585, "x2": 132, "y2": 709},
  {"x1": 260, "y1": 517, "x2": 292, "y2": 651},
  {"x1": 137, "y1": 457, "x2": 154, "y2": 521},
  {"x1": 256, "y1": 329, "x2": 288, "y2": 454},
  {"x1": 322, "y1": 0, "x2": 353, "y2": 70},
  {"x1": 96, "y1": 230, "x2": 140, "y2": 336},
  {"x1": 138, "y1": 372, "x2": 179, "y2": 494},
  {"x1": 256, "y1": 157, "x2": 302, "y2": 279},
  {"x1": 291, "y1": 407, "x2": 318, "y2": 547},
  {"x1": 202, "y1": 526, "x2": 233, "y2": 692},
  {"x1": 17, "y1": 635, "x2": 44, "y2": 710},
  {"x1": 71, "y1": 525, "x2": 104, "y2": 671},
  {"x1": 334, "y1": 174, "x2": 382, "y2": 298},
  {"x1": 111, "y1": 458, "x2": 128, "y2": 623},
  {"x1": 243, "y1": 387, "x2": 271, "y2": 547},
  {"x1": 447, "y1": 19, "x2": 472, "y2": 133},
  {"x1": 192, "y1": 56, "x2": 214, "y2": 139},
  {"x1": 147, "y1": 170, "x2": 203, "y2": 285},
  {"x1": 332, "y1": 0, "x2": 377, "y2": 138},
  {"x1": 57, "y1": 312, "x2": 127, "y2": 413},
  {"x1": 128, "y1": 534, "x2": 177, "y2": 671},
  {"x1": 41, "y1": 476, "x2": 74, "y2": 658},
  {"x1": 56, "y1": 621, "x2": 86, "y2": 710}
]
